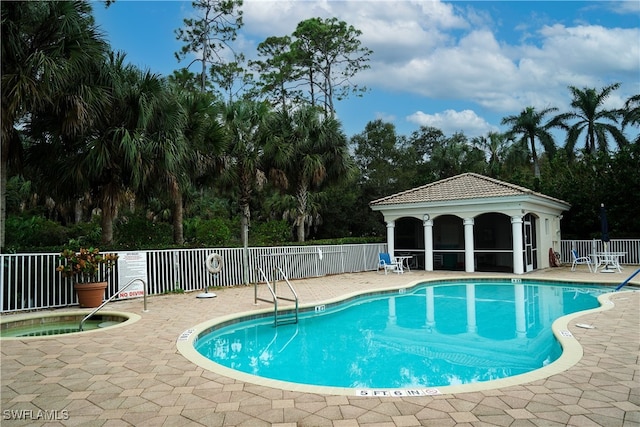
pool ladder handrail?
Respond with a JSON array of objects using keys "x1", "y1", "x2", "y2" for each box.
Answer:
[
  {"x1": 254, "y1": 267, "x2": 299, "y2": 326},
  {"x1": 79, "y1": 278, "x2": 148, "y2": 331},
  {"x1": 615, "y1": 268, "x2": 640, "y2": 291}
]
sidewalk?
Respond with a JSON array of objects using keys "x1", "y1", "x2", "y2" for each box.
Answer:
[{"x1": 1, "y1": 268, "x2": 639, "y2": 426}]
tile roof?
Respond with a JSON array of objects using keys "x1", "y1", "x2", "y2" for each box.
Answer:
[{"x1": 370, "y1": 173, "x2": 568, "y2": 206}]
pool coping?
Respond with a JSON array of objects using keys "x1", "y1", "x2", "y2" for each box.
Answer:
[{"x1": 176, "y1": 275, "x2": 620, "y2": 396}]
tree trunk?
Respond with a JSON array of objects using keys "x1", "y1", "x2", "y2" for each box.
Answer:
[
  {"x1": 530, "y1": 135, "x2": 540, "y2": 178},
  {"x1": 239, "y1": 169, "x2": 252, "y2": 248},
  {"x1": 74, "y1": 198, "x2": 83, "y2": 224},
  {"x1": 0, "y1": 151, "x2": 7, "y2": 252},
  {"x1": 173, "y1": 198, "x2": 184, "y2": 245},
  {"x1": 0, "y1": 126, "x2": 16, "y2": 252},
  {"x1": 101, "y1": 211, "x2": 114, "y2": 245},
  {"x1": 170, "y1": 175, "x2": 184, "y2": 245},
  {"x1": 296, "y1": 183, "x2": 308, "y2": 242},
  {"x1": 100, "y1": 197, "x2": 115, "y2": 245},
  {"x1": 240, "y1": 203, "x2": 250, "y2": 248}
]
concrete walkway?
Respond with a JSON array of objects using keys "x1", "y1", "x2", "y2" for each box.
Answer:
[{"x1": 1, "y1": 268, "x2": 639, "y2": 426}]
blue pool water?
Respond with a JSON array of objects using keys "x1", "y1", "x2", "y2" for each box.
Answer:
[{"x1": 195, "y1": 281, "x2": 606, "y2": 389}]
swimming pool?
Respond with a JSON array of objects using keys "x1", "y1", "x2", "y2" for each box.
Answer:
[{"x1": 179, "y1": 279, "x2": 611, "y2": 394}]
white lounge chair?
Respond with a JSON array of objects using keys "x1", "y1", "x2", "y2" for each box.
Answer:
[
  {"x1": 378, "y1": 252, "x2": 402, "y2": 274},
  {"x1": 571, "y1": 249, "x2": 593, "y2": 272}
]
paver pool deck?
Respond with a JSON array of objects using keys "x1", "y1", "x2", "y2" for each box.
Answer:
[{"x1": 1, "y1": 267, "x2": 639, "y2": 426}]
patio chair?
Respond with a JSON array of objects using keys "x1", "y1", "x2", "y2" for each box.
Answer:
[
  {"x1": 571, "y1": 249, "x2": 593, "y2": 272},
  {"x1": 378, "y1": 252, "x2": 402, "y2": 274}
]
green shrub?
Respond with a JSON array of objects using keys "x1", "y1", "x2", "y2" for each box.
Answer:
[
  {"x1": 5, "y1": 215, "x2": 69, "y2": 250},
  {"x1": 250, "y1": 220, "x2": 292, "y2": 246},
  {"x1": 114, "y1": 214, "x2": 173, "y2": 249},
  {"x1": 185, "y1": 217, "x2": 233, "y2": 247},
  {"x1": 65, "y1": 219, "x2": 102, "y2": 248},
  {"x1": 295, "y1": 236, "x2": 385, "y2": 246}
]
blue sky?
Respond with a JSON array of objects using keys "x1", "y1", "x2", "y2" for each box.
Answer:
[{"x1": 92, "y1": 1, "x2": 639, "y2": 139}]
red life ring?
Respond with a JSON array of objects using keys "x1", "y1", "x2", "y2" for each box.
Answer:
[{"x1": 548, "y1": 248, "x2": 561, "y2": 267}]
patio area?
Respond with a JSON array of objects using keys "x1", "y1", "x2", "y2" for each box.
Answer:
[{"x1": 2, "y1": 268, "x2": 639, "y2": 426}]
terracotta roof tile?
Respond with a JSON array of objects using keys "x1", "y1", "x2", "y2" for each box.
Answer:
[{"x1": 370, "y1": 173, "x2": 567, "y2": 206}]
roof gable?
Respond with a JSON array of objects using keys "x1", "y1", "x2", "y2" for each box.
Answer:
[{"x1": 370, "y1": 173, "x2": 568, "y2": 206}]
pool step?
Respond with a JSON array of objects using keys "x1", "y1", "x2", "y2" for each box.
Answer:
[{"x1": 275, "y1": 312, "x2": 298, "y2": 327}]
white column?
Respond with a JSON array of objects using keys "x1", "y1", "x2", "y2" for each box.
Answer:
[
  {"x1": 426, "y1": 287, "x2": 435, "y2": 331},
  {"x1": 466, "y1": 284, "x2": 477, "y2": 333},
  {"x1": 464, "y1": 218, "x2": 475, "y2": 273},
  {"x1": 388, "y1": 297, "x2": 397, "y2": 327},
  {"x1": 386, "y1": 220, "x2": 396, "y2": 257},
  {"x1": 512, "y1": 216, "x2": 524, "y2": 275},
  {"x1": 514, "y1": 284, "x2": 526, "y2": 338},
  {"x1": 424, "y1": 218, "x2": 434, "y2": 271}
]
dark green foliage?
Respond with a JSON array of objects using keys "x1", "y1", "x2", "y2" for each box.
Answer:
[
  {"x1": 2, "y1": 0, "x2": 639, "y2": 252},
  {"x1": 539, "y1": 146, "x2": 640, "y2": 239},
  {"x1": 114, "y1": 214, "x2": 173, "y2": 249},
  {"x1": 5, "y1": 215, "x2": 68, "y2": 250},
  {"x1": 316, "y1": 176, "x2": 386, "y2": 239},
  {"x1": 187, "y1": 196, "x2": 233, "y2": 220},
  {"x1": 65, "y1": 221, "x2": 103, "y2": 249},
  {"x1": 606, "y1": 144, "x2": 640, "y2": 237},
  {"x1": 185, "y1": 217, "x2": 234, "y2": 247},
  {"x1": 249, "y1": 220, "x2": 291, "y2": 246}
]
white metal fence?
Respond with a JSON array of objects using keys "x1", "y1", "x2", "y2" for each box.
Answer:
[
  {"x1": 1, "y1": 243, "x2": 387, "y2": 313},
  {"x1": 559, "y1": 239, "x2": 640, "y2": 265},
  {"x1": 2, "y1": 240, "x2": 638, "y2": 313}
]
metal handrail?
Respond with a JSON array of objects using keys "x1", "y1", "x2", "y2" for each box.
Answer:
[
  {"x1": 255, "y1": 267, "x2": 278, "y2": 305},
  {"x1": 615, "y1": 268, "x2": 640, "y2": 291},
  {"x1": 254, "y1": 267, "x2": 298, "y2": 326},
  {"x1": 254, "y1": 268, "x2": 281, "y2": 325},
  {"x1": 274, "y1": 267, "x2": 299, "y2": 326},
  {"x1": 79, "y1": 278, "x2": 148, "y2": 331}
]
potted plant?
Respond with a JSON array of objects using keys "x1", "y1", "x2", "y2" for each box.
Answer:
[{"x1": 57, "y1": 247, "x2": 119, "y2": 308}]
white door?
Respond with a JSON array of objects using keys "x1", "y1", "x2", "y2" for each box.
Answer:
[{"x1": 524, "y1": 220, "x2": 534, "y2": 272}]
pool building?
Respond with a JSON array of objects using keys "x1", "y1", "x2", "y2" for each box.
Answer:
[{"x1": 370, "y1": 173, "x2": 570, "y2": 274}]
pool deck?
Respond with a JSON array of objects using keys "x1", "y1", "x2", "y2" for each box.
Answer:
[{"x1": 1, "y1": 267, "x2": 639, "y2": 426}]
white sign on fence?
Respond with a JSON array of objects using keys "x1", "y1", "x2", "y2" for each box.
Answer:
[{"x1": 117, "y1": 252, "x2": 148, "y2": 299}]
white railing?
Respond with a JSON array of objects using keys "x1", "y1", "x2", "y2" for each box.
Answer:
[
  {"x1": 1, "y1": 243, "x2": 387, "y2": 313},
  {"x1": 2, "y1": 240, "x2": 638, "y2": 313},
  {"x1": 560, "y1": 239, "x2": 640, "y2": 265}
]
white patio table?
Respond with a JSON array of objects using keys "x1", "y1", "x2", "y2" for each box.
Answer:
[
  {"x1": 593, "y1": 252, "x2": 626, "y2": 273},
  {"x1": 394, "y1": 255, "x2": 413, "y2": 273}
]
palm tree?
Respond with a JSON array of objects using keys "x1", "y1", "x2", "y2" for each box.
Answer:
[
  {"x1": 621, "y1": 94, "x2": 640, "y2": 144},
  {"x1": 163, "y1": 89, "x2": 226, "y2": 245},
  {"x1": 141, "y1": 87, "x2": 190, "y2": 245},
  {"x1": 40, "y1": 52, "x2": 171, "y2": 245},
  {"x1": 220, "y1": 99, "x2": 272, "y2": 248},
  {"x1": 501, "y1": 107, "x2": 561, "y2": 179},
  {"x1": 471, "y1": 131, "x2": 509, "y2": 178},
  {"x1": 267, "y1": 105, "x2": 355, "y2": 242},
  {"x1": 555, "y1": 84, "x2": 628, "y2": 155},
  {"x1": 428, "y1": 133, "x2": 485, "y2": 180},
  {"x1": 501, "y1": 139, "x2": 532, "y2": 179},
  {"x1": 1, "y1": 0, "x2": 107, "y2": 250}
]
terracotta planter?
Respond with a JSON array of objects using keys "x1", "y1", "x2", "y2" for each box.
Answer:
[{"x1": 74, "y1": 281, "x2": 108, "y2": 308}]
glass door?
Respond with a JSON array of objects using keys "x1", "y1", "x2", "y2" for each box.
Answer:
[{"x1": 524, "y1": 219, "x2": 534, "y2": 272}]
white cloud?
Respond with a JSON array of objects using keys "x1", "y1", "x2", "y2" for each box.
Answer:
[
  {"x1": 606, "y1": 0, "x2": 640, "y2": 15},
  {"x1": 533, "y1": 25, "x2": 640, "y2": 75},
  {"x1": 406, "y1": 109, "x2": 498, "y2": 138},
  {"x1": 239, "y1": 0, "x2": 638, "y2": 131},
  {"x1": 375, "y1": 111, "x2": 396, "y2": 123}
]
